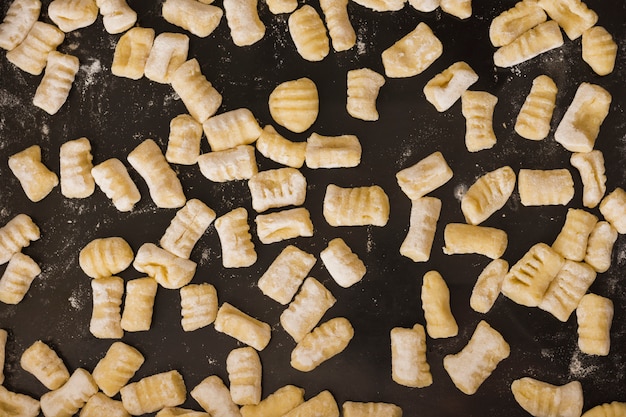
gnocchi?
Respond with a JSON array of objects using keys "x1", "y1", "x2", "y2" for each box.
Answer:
[
  {"x1": 79, "y1": 236, "x2": 134, "y2": 279},
  {"x1": 170, "y1": 59, "x2": 223, "y2": 123},
  {"x1": 489, "y1": 0, "x2": 547, "y2": 47},
  {"x1": 92, "y1": 341, "x2": 145, "y2": 397},
  {"x1": 95, "y1": 0, "x2": 137, "y2": 34},
  {"x1": 443, "y1": 223, "x2": 508, "y2": 259},
  {"x1": 40, "y1": 368, "x2": 99, "y2": 417},
  {"x1": 305, "y1": 133, "x2": 362, "y2": 169},
  {"x1": 0, "y1": 385, "x2": 39, "y2": 417},
  {"x1": 423, "y1": 61, "x2": 478, "y2": 112},
  {"x1": 585, "y1": 221, "x2": 618, "y2": 273},
  {"x1": 399, "y1": 197, "x2": 441, "y2": 262},
  {"x1": 537, "y1": 0, "x2": 597, "y2": 40},
  {"x1": 21, "y1": 340, "x2": 70, "y2": 390},
  {"x1": 461, "y1": 166, "x2": 515, "y2": 225},
  {"x1": 346, "y1": 68, "x2": 385, "y2": 121},
  {"x1": 162, "y1": 0, "x2": 223, "y2": 38},
  {"x1": 248, "y1": 168, "x2": 307, "y2": 213},
  {"x1": 577, "y1": 293, "x2": 613, "y2": 356},
  {"x1": 165, "y1": 114, "x2": 203, "y2": 165},
  {"x1": 396, "y1": 151, "x2": 453, "y2": 200},
  {"x1": 227, "y1": 347, "x2": 262, "y2": 405},
  {"x1": 551, "y1": 208, "x2": 598, "y2": 261},
  {"x1": 538, "y1": 260, "x2": 596, "y2": 322},
  {"x1": 203, "y1": 108, "x2": 263, "y2": 152},
  {"x1": 190, "y1": 375, "x2": 242, "y2": 417},
  {"x1": 8, "y1": 145, "x2": 59, "y2": 202},
  {"x1": 33, "y1": 51, "x2": 79, "y2": 115},
  {"x1": 120, "y1": 370, "x2": 187, "y2": 415},
  {"x1": 48, "y1": 0, "x2": 98, "y2": 32},
  {"x1": 255, "y1": 207, "x2": 314, "y2": 244},
  {"x1": 90, "y1": 276, "x2": 124, "y2": 339},
  {"x1": 111, "y1": 27, "x2": 155, "y2": 80},
  {"x1": 443, "y1": 321, "x2": 510, "y2": 395},
  {"x1": 599, "y1": 188, "x2": 626, "y2": 234},
  {"x1": 91, "y1": 158, "x2": 141, "y2": 212},
  {"x1": 493, "y1": 21, "x2": 564, "y2": 67},
  {"x1": 514, "y1": 75, "x2": 558, "y2": 141},
  {"x1": 288, "y1": 6, "x2": 330, "y2": 62},
  {"x1": 59, "y1": 137, "x2": 95, "y2": 198},
  {"x1": 80, "y1": 393, "x2": 130, "y2": 417},
  {"x1": 582, "y1": 26, "x2": 617, "y2": 76},
  {"x1": 257, "y1": 245, "x2": 316, "y2": 305},
  {"x1": 160, "y1": 198, "x2": 216, "y2": 259},
  {"x1": 144, "y1": 32, "x2": 189, "y2": 84},
  {"x1": 214, "y1": 207, "x2": 257, "y2": 268},
  {"x1": 390, "y1": 324, "x2": 432, "y2": 388},
  {"x1": 0, "y1": 0, "x2": 41, "y2": 51},
  {"x1": 197, "y1": 145, "x2": 258, "y2": 182},
  {"x1": 323, "y1": 184, "x2": 389, "y2": 227},
  {"x1": 570, "y1": 150, "x2": 606, "y2": 209},
  {"x1": 319, "y1": 238, "x2": 366, "y2": 288},
  {"x1": 461, "y1": 90, "x2": 498, "y2": 152},
  {"x1": 133, "y1": 243, "x2": 197, "y2": 289},
  {"x1": 283, "y1": 391, "x2": 339, "y2": 417},
  {"x1": 255, "y1": 125, "x2": 307, "y2": 168},
  {"x1": 511, "y1": 378, "x2": 583, "y2": 417},
  {"x1": 121, "y1": 277, "x2": 158, "y2": 331},
  {"x1": 470, "y1": 258, "x2": 508, "y2": 314},
  {"x1": 421, "y1": 271, "x2": 458, "y2": 338},
  {"x1": 320, "y1": 0, "x2": 356, "y2": 51},
  {"x1": 127, "y1": 139, "x2": 186, "y2": 209},
  {"x1": 223, "y1": 0, "x2": 265, "y2": 46},
  {"x1": 290, "y1": 317, "x2": 354, "y2": 372},
  {"x1": 5, "y1": 21, "x2": 64, "y2": 75},
  {"x1": 240, "y1": 385, "x2": 305, "y2": 417},
  {"x1": 214, "y1": 302, "x2": 272, "y2": 351},
  {"x1": 0, "y1": 214, "x2": 39, "y2": 265},
  {"x1": 0, "y1": 253, "x2": 41, "y2": 305},
  {"x1": 518, "y1": 168, "x2": 574, "y2": 206},
  {"x1": 382, "y1": 22, "x2": 443, "y2": 78},
  {"x1": 268, "y1": 78, "x2": 319, "y2": 134},
  {"x1": 180, "y1": 283, "x2": 218, "y2": 332}
]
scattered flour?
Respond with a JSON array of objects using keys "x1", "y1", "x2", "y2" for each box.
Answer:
[
  {"x1": 568, "y1": 349, "x2": 599, "y2": 378},
  {"x1": 454, "y1": 184, "x2": 468, "y2": 201}
]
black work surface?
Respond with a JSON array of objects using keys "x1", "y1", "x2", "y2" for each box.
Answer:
[{"x1": 1, "y1": 0, "x2": 625, "y2": 416}]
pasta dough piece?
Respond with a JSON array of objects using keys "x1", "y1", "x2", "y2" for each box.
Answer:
[
  {"x1": 48, "y1": 0, "x2": 98, "y2": 32},
  {"x1": 0, "y1": 214, "x2": 40, "y2": 265},
  {"x1": 538, "y1": 260, "x2": 596, "y2": 322},
  {"x1": 121, "y1": 277, "x2": 158, "y2": 331},
  {"x1": 320, "y1": 238, "x2": 366, "y2": 288},
  {"x1": 162, "y1": 0, "x2": 223, "y2": 37},
  {"x1": 170, "y1": 59, "x2": 222, "y2": 123},
  {"x1": 127, "y1": 139, "x2": 186, "y2": 209},
  {"x1": 423, "y1": 61, "x2": 478, "y2": 112},
  {"x1": 461, "y1": 90, "x2": 498, "y2": 152},
  {"x1": 511, "y1": 378, "x2": 583, "y2": 417},
  {"x1": 91, "y1": 158, "x2": 141, "y2": 212},
  {"x1": 256, "y1": 125, "x2": 306, "y2": 168},
  {"x1": 21, "y1": 340, "x2": 69, "y2": 390},
  {"x1": 461, "y1": 166, "x2": 515, "y2": 225},
  {"x1": 421, "y1": 271, "x2": 457, "y2": 338},
  {"x1": 8, "y1": 145, "x2": 58, "y2": 202},
  {"x1": 133, "y1": 243, "x2": 197, "y2": 289},
  {"x1": 443, "y1": 223, "x2": 507, "y2": 259},
  {"x1": 382, "y1": 22, "x2": 442, "y2": 78},
  {"x1": 552, "y1": 208, "x2": 598, "y2": 261},
  {"x1": 0, "y1": 253, "x2": 40, "y2": 305},
  {"x1": 160, "y1": 199, "x2": 216, "y2": 259},
  {"x1": 255, "y1": 207, "x2": 314, "y2": 244},
  {"x1": 515, "y1": 75, "x2": 558, "y2": 141},
  {"x1": 79, "y1": 237, "x2": 134, "y2": 279},
  {"x1": 92, "y1": 341, "x2": 144, "y2": 397},
  {"x1": 214, "y1": 302, "x2": 272, "y2": 351},
  {"x1": 248, "y1": 168, "x2": 307, "y2": 213},
  {"x1": 288, "y1": 5, "x2": 329, "y2": 62},
  {"x1": 166, "y1": 114, "x2": 203, "y2": 165},
  {"x1": 40, "y1": 368, "x2": 99, "y2": 417},
  {"x1": 581, "y1": 402, "x2": 626, "y2": 417},
  {"x1": 577, "y1": 293, "x2": 613, "y2": 356},
  {"x1": 90, "y1": 276, "x2": 124, "y2": 339},
  {"x1": 266, "y1": 0, "x2": 297, "y2": 13},
  {"x1": 240, "y1": 385, "x2": 304, "y2": 417},
  {"x1": 585, "y1": 221, "x2": 618, "y2": 273},
  {"x1": 291, "y1": 317, "x2": 354, "y2": 372},
  {"x1": 443, "y1": 321, "x2": 510, "y2": 395},
  {"x1": 323, "y1": 184, "x2": 389, "y2": 227},
  {"x1": 470, "y1": 258, "x2": 508, "y2": 314},
  {"x1": 180, "y1": 283, "x2": 218, "y2": 331},
  {"x1": 396, "y1": 151, "x2": 453, "y2": 200},
  {"x1": 282, "y1": 391, "x2": 339, "y2": 417},
  {"x1": 305, "y1": 133, "x2": 361, "y2": 169},
  {"x1": 489, "y1": 0, "x2": 547, "y2": 47},
  {"x1": 501, "y1": 243, "x2": 564, "y2": 307},
  {"x1": 280, "y1": 277, "x2": 336, "y2": 342},
  {"x1": 599, "y1": 188, "x2": 626, "y2": 234},
  {"x1": 144, "y1": 32, "x2": 189, "y2": 84},
  {"x1": 409, "y1": 0, "x2": 439, "y2": 12},
  {"x1": 120, "y1": 370, "x2": 187, "y2": 415},
  {"x1": 343, "y1": 402, "x2": 403, "y2": 417},
  {"x1": 440, "y1": 0, "x2": 471, "y2": 19},
  {"x1": 351, "y1": 0, "x2": 404, "y2": 11},
  {"x1": 198, "y1": 145, "x2": 258, "y2": 182},
  {"x1": 5, "y1": 21, "x2": 64, "y2": 75},
  {"x1": 0, "y1": 329, "x2": 6, "y2": 384},
  {"x1": 214, "y1": 208, "x2": 257, "y2": 268},
  {"x1": 390, "y1": 324, "x2": 432, "y2": 388},
  {"x1": 0, "y1": 0, "x2": 40, "y2": 51},
  {"x1": 493, "y1": 20, "x2": 564, "y2": 67},
  {"x1": 191, "y1": 375, "x2": 242, "y2": 417},
  {"x1": 227, "y1": 347, "x2": 262, "y2": 405},
  {"x1": 320, "y1": 0, "x2": 355, "y2": 52},
  {"x1": 96, "y1": 0, "x2": 137, "y2": 34},
  {"x1": 518, "y1": 169, "x2": 574, "y2": 206},
  {"x1": 33, "y1": 51, "x2": 79, "y2": 115},
  {"x1": 400, "y1": 197, "x2": 441, "y2": 262},
  {"x1": 203, "y1": 108, "x2": 263, "y2": 152},
  {"x1": 582, "y1": 26, "x2": 617, "y2": 76},
  {"x1": 346, "y1": 68, "x2": 385, "y2": 121},
  {"x1": 59, "y1": 137, "x2": 95, "y2": 198},
  {"x1": 538, "y1": 0, "x2": 597, "y2": 40},
  {"x1": 80, "y1": 393, "x2": 129, "y2": 417},
  {"x1": 111, "y1": 27, "x2": 154, "y2": 79},
  {"x1": 257, "y1": 245, "x2": 316, "y2": 305},
  {"x1": 554, "y1": 82, "x2": 611, "y2": 153},
  {"x1": 268, "y1": 78, "x2": 319, "y2": 134},
  {"x1": 0, "y1": 385, "x2": 40, "y2": 417},
  {"x1": 223, "y1": 0, "x2": 265, "y2": 46},
  {"x1": 570, "y1": 150, "x2": 606, "y2": 209}
]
